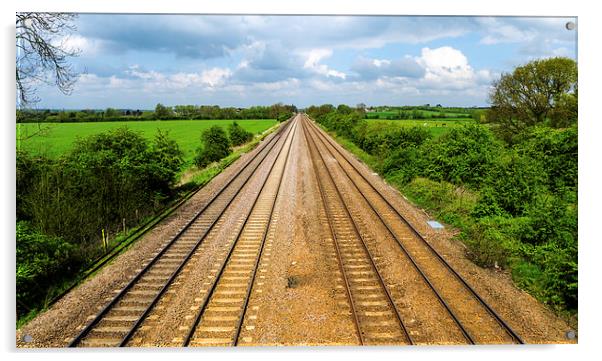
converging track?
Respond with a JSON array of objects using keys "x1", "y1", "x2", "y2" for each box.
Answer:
[{"x1": 20, "y1": 113, "x2": 566, "y2": 347}]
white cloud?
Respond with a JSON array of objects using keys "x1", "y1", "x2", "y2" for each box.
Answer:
[
  {"x1": 303, "y1": 49, "x2": 346, "y2": 79},
  {"x1": 415, "y1": 46, "x2": 494, "y2": 90},
  {"x1": 200, "y1": 68, "x2": 232, "y2": 87}
]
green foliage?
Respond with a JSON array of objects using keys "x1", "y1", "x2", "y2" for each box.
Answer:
[
  {"x1": 18, "y1": 127, "x2": 183, "y2": 244},
  {"x1": 473, "y1": 153, "x2": 547, "y2": 217},
  {"x1": 195, "y1": 125, "x2": 232, "y2": 168},
  {"x1": 16, "y1": 221, "x2": 79, "y2": 318},
  {"x1": 419, "y1": 125, "x2": 503, "y2": 186},
  {"x1": 228, "y1": 121, "x2": 253, "y2": 146},
  {"x1": 154, "y1": 103, "x2": 173, "y2": 120},
  {"x1": 464, "y1": 218, "x2": 516, "y2": 268},
  {"x1": 355, "y1": 122, "x2": 431, "y2": 158},
  {"x1": 17, "y1": 104, "x2": 293, "y2": 123},
  {"x1": 380, "y1": 147, "x2": 422, "y2": 184},
  {"x1": 487, "y1": 57, "x2": 577, "y2": 142},
  {"x1": 515, "y1": 125, "x2": 578, "y2": 195},
  {"x1": 277, "y1": 112, "x2": 293, "y2": 122},
  {"x1": 398, "y1": 177, "x2": 478, "y2": 229},
  {"x1": 150, "y1": 129, "x2": 184, "y2": 190},
  {"x1": 105, "y1": 108, "x2": 120, "y2": 118},
  {"x1": 306, "y1": 104, "x2": 335, "y2": 120},
  {"x1": 315, "y1": 110, "x2": 364, "y2": 140}
]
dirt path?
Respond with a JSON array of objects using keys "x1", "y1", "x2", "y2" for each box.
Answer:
[{"x1": 16, "y1": 114, "x2": 575, "y2": 347}]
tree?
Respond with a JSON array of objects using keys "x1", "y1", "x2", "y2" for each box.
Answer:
[
  {"x1": 105, "y1": 108, "x2": 120, "y2": 118},
  {"x1": 228, "y1": 122, "x2": 253, "y2": 146},
  {"x1": 337, "y1": 104, "x2": 353, "y2": 114},
  {"x1": 154, "y1": 103, "x2": 173, "y2": 120},
  {"x1": 16, "y1": 13, "x2": 79, "y2": 107},
  {"x1": 487, "y1": 57, "x2": 577, "y2": 142},
  {"x1": 195, "y1": 126, "x2": 232, "y2": 168}
]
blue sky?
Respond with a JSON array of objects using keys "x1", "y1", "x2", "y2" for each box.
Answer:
[{"x1": 32, "y1": 15, "x2": 577, "y2": 109}]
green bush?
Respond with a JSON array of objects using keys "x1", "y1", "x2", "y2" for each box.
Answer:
[
  {"x1": 380, "y1": 147, "x2": 422, "y2": 183},
  {"x1": 21, "y1": 128, "x2": 183, "y2": 244},
  {"x1": 228, "y1": 121, "x2": 253, "y2": 146},
  {"x1": 516, "y1": 242, "x2": 577, "y2": 310},
  {"x1": 195, "y1": 125, "x2": 232, "y2": 168},
  {"x1": 150, "y1": 129, "x2": 184, "y2": 190},
  {"x1": 473, "y1": 153, "x2": 547, "y2": 217},
  {"x1": 515, "y1": 125, "x2": 577, "y2": 195},
  {"x1": 277, "y1": 112, "x2": 293, "y2": 122},
  {"x1": 420, "y1": 125, "x2": 503, "y2": 187},
  {"x1": 358, "y1": 124, "x2": 431, "y2": 158},
  {"x1": 464, "y1": 220, "x2": 513, "y2": 268},
  {"x1": 16, "y1": 221, "x2": 79, "y2": 318}
]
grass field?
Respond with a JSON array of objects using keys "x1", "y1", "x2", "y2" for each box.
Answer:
[
  {"x1": 366, "y1": 109, "x2": 472, "y2": 120},
  {"x1": 17, "y1": 119, "x2": 277, "y2": 162},
  {"x1": 368, "y1": 118, "x2": 475, "y2": 137}
]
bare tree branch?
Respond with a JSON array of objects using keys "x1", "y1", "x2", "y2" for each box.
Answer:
[{"x1": 16, "y1": 12, "x2": 80, "y2": 108}]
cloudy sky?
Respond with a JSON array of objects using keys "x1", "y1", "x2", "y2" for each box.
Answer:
[{"x1": 33, "y1": 14, "x2": 577, "y2": 109}]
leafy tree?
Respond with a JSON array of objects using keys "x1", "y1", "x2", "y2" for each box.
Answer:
[
  {"x1": 487, "y1": 57, "x2": 577, "y2": 142},
  {"x1": 150, "y1": 130, "x2": 184, "y2": 190},
  {"x1": 16, "y1": 13, "x2": 79, "y2": 106},
  {"x1": 105, "y1": 107, "x2": 120, "y2": 118},
  {"x1": 195, "y1": 126, "x2": 232, "y2": 168},
  {"x1": 228, "y1": 122, "x2": 253, "y2": 146},
  {"x1": 337, "y1": 104, "x2": 353, "y2": 114},
  {"x1": 154, "y1": 103, "x2": 173, "y2": 120}
]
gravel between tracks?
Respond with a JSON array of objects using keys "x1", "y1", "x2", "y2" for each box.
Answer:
[{"x1": 238, "y1": 118, "x2": 358, "y2": 346}]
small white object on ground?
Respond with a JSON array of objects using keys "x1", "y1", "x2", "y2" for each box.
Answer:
[{"x1": 427, "y1": 220, "x2": 444, "y2": 230}]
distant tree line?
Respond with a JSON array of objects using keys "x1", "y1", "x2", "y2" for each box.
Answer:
[{"x1": 17, "y1": 103, "x2": 297, "y2": 123}]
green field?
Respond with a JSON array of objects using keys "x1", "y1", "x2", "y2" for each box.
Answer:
[
  {"x1": 368, "y1": 118, "x2": 475, "y2": 137},
  {"x1": 366, "y1": 109, "x2": 472, "y2": 120},
  {"x1": 17, "y1": 119, "x2": 277, "y2": 161}
]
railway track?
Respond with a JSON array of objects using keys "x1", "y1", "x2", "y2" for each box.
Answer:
[
  {"x1": 302, "y1": 114, "x2": 523, "y2": 344},
  {"x1": 68, "y1": 117, "x2": 296, "y2": 347},
  {"x1": 182, "y1": 118, "x2": 297, "y2": 346},
  {"x1": 302, "y1": 119, "x2": 412, "y2": 345}
]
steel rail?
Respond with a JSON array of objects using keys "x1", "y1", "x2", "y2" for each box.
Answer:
[
  {"x1": 119, "y1": 119, "x2": 295, "y2": 346},
  {"x1": 302, "y1": 119, "x2": 413, "y2": 345},
  {"x1": 304, "y1": 116, "x2": 474, "y2": 344},
  {"x1": 183, "y1": 117, "x2": 298, "y2": 346},
  {"x1": 232, "y1": 119, "x2": 297, "y2": 345},
  {"x1": 68, "y1": 119, "x2": 292, "y2": 347},
  {"x1": 300, "y1": 120, "x2": 365, "y2": 345},
  {"x1": 304, "y1": 115, "x2": 524, "y2": 344}
]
